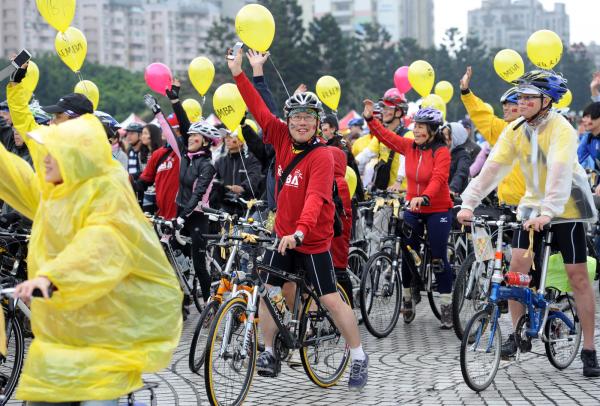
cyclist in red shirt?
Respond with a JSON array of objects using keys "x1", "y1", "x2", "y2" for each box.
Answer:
[
  {"x1": 363, "y1": 102, "x2": 454, "y2": 328},
  {"x1": 228, "y1": 49, "x2": 368, "y2": 390}
]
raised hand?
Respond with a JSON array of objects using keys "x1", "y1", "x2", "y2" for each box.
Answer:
[
  {"x1": 362, "y1": 99, "x2": 375, "y2": 120},
  {"x1": 460, "y1": 66, "x2": 473, "y2": 91},
  {"x1": 294, "y1": 83, "x2": 307, "y2": 95},
  {"x1": 226, "y1": 47, "x2": 244, "y2": 76}
]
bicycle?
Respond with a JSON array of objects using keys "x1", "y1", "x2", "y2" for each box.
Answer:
[
  {"x1": 188, "y1": 205, "x2": 270, "y2": 374},
  {"x1": 360, "y1": 201, "x2": 453, "y2": 337},
  {"x1": 203, "y1": 235, "x2": 351, "y2": 406},
  {"x1": 460, "y1": 219, "x2": 582, "y2": 392}
]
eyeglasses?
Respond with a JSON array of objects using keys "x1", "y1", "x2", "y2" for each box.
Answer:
[
  {"x1": 517, "y1": 94, "x2": 542, "y2": 102},
  {"x1": 289, "y1": 114, "x2": 317, "y2": 123}
]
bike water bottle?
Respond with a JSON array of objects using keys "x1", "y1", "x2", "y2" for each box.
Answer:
[
  {"x1": 504, "y1": 272, "x2": 531, "y2": 287},
  {"x1": 406, "y1": 245, "x2": 422, "y2": 267},
  {"x1": 268, "y1": 287, "x2": 290, "y2": 325}
]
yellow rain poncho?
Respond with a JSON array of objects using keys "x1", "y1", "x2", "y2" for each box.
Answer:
[
  {"x1": 0, "y1": 101, "x2": 182, "y2": 401},
  {"x1": 461, "y1": 111, "x2": 597, "y2": 223}
]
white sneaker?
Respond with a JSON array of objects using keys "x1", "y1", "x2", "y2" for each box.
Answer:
[{"x1": 287, "y1": 350, "x2": 302, "y2": 368}]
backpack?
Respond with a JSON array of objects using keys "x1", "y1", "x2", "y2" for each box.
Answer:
[{"x1": 277, "y1": 143, "x2": 344, "y2": 237}]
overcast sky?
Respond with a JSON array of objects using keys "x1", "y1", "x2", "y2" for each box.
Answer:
[{"x1": 434, "y1": 0, "x2": 599, "y2": 46}]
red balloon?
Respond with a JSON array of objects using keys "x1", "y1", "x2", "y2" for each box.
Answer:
[
  {"x1": 144, "y1": 63, "x2": 173, "y2": 96},
  {"x1": 394, "y1": 66, "x2": 411, "y2": 94}
]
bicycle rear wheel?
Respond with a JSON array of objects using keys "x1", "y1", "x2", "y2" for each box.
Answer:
[
  {"x1": 189, "y1": 300, "x2": 220, "y2": 373},
  {"x1": 545, "y1": 294, "x2": 582, "y2": 369},
  {"x1": 300, "y1": 284, "x2": 351, "y2": 387},
  {"x1": 360, "y1": 252, "x2": 402, "y2": 338},
  {"x1": 0, "y1": 313, "x2": 24, "y2": 406},
  {"x1": 460, "y1": 309, "x2": 501, "y2": 392},
  {"x1": 204, "y1": 297, "x2": 256, "y2": 406}
]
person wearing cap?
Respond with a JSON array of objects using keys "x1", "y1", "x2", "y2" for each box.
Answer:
[
  {"x1": 123, "y1": 122, "x2": 144, "y2": 186},
  {"x1": 457, "y1": 117, "x2": 481, "y2": 164},
  {"x1": 459, "y1": 66, "x2": 524, "y2": 206},
  {"x1": 0, "y1": 114, "x2": 182, "y2": 403},
  {"x1": 41, "y1": 93, "x2": 94, "y2": 125},
  {"x1": 458, "y1": 70, "x2": 600, "y2": 377}
]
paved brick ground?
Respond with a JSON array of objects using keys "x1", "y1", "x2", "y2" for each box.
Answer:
[{"x1": 8, "y1": 282, "x2": 600, "y2": 405}]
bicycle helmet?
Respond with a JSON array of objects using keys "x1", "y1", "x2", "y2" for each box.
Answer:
[
  {"x1": 124, "y1": 122, "x2": 144, "y2": 133},
  {"x1": 348, "y1": 117, "x2": 365, "y2": 128},
  {"x1": 94, "y1": 111, "x2": 121, "y2": 139},
  {"x1": 414, "y1": 107, "x2": 444, "y2": 126},
  {"x1": 283, "y1": 92, "x2": 324, "y2": 118},
  {"x1": 188, "y1": 121, "x2": 223, "y2": 145},
  {"x1": 500, "y1": 87, "x2": 519, "y2": 104},
  {"x1": 382, "y1": 89, "x2": 408, "y2": 113},
  {"x1": 512, "y1": 70, "x2": 568, "y2": 103}
]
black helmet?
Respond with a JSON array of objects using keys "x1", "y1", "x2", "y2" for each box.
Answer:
[{"x1": 124, "y1": 122, "x2": 144, "y2": 133}]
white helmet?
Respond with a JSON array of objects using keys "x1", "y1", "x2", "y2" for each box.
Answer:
[
  {"x1": 188, "y1": 121, "x2": 222, "y2": 144},
  {"x1": 283, "y1": 92, "x2": 324, "y2": 118}
]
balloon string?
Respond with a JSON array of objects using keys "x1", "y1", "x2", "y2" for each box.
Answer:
[
  {"x1": 268, "y1": 57, "x2": 290, "y2": 99},
  {"x1": 201, "y1": 96, "x2": 206, "y2": 107}
]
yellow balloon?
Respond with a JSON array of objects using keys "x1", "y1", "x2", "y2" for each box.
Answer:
[
  {"x1": 188, "y1": 57, "x2": 215, "y2": 96},
  {"x1": 245, "y1": 119, "x2": 259, "y2": 134},
  {"x1": 494, "y1": 49, "x2": 525, "y2": 83},
  {"x1": 22, "y1": 61, "x2": 40, "y2": 93},
  {"x1": 434, "y1": 81, "x2": 454, "y2": 104},
  {"x1": 555, "y1": 89, "x2": 572, "y2": 109},
  {"x1": 182, "y1": 98, "x2": 202, "y2": 122},
  {"x1": 36, "y1": 0, "x2": 76, "y2": 33},
  {"x1": 345, "y1": 166, "x2": 357, "y2": 199},
  {"x1": 408, "y1": 60, "x2": 435, "y2": 97},
  {"x1": 483, "y1": 103, "x2": 494, "y2": 114},
  {"x1": 316, "y1": 75, "x2": 341, "y2": 111},
  {"x1": 235, "y1": 4, "x2": 275, "y2": 52},
  {"x1": 527, "y1": 29, "x2": 563, "y2": 69},
  {"x1": 74, "y1": 80, "x2": 99, "y2": 110},
  {"x1": 213, "y1": 83, "x2": 247, "y2": 132},
  {"x1": 232, "y1": 126, "x2": 246, "y2": 143},
  {"x1": 421, "y1": 94, "x2": 446, "y2": 121},
  {"x1": 55, "y1": 27, "x2": 87, "y2": 72}
]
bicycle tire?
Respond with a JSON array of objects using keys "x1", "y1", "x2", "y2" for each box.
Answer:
[
  {"x1": 347, "y1": 248, "x2": 368, "y2": 322},
  {"x1": 189, "y1": 300, "x2": 221, "y2": 374},
  {"x1": 452, "y1": 252, "x2": 486, "y2": 340},
  {"x1": 460, "y1": 309, "x2": 501, "y2": 392},
  {"x1": 360, "y1": 252, "x2": 402, "y2": 338},
  {"x1": 545, "y1": 294, "x2": 582, "y2": 370},
  {"x1": 0, "y1": 313, "x2": 25, "y2": 406},
  {"x1": 300, "y1": 283, "x2": 351, "y2": 387},
  {"x1": 204, "y1": 297, "x2": 256, "y2": 406}
]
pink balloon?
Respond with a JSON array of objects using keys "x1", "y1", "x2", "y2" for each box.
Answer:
[
  {"x1": 394, "y1": 66, "x2": 411, "y2": 94},
  {"x1": 144, "y1": 63, "x2": 173, "y2": 96}
]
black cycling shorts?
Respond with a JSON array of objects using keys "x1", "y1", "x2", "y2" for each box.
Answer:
[
  {"x1": 261, "y1": 249, "x2": 338, "y2": 297},
  {"x1": 512, "y1": 221, "x2": 587, "y2": 264}
]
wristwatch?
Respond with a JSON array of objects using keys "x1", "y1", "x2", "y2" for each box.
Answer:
[{"x1": 293, "y1": 230, "x2": 304, "y2": 246}]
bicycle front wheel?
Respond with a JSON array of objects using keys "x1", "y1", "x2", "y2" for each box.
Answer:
[
  {"x1": 347, "y1": 248, "x2": 368, "y2": 322},
  {"x1": 189, "y1": 299, "x2": 220, "y2": 373},
  {"x1": 460, "y1": 309, "x2": 501, "y2": 392},
  {"x1": 300, "y1": 284, "x2": 351, "y2": 387},
  {"x1": 360, "y1": 252, "x2": 402, "y2": 338},
  {"x1": 0, "y1": 313, "x2": 25, "y2": 406},
  {"x1": 453, "y1": 253, "x2": 488, "y2": 340},
  {"x1": 204, "y1": 297, "x2": 256, "y2": 406}
]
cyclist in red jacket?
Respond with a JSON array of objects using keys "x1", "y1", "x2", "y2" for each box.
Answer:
[
  {"x1": 363, "y1": 102, "x2": 454, "y2": 328},
  {"x1": 228, "y1": 48, "x2": 368, "y2": 391}
]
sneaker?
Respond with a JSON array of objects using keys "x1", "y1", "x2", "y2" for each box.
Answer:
[
  {"x1": 348, "y1": 353, "x2": 369, "y2": 391},
  {"x1": 402, "y1": 299, "x2": 415, "y2": 323},
  {"x1": 581, "y1": 349, "x2": 600, "y2": 377},
  {"x1": 501, "y1": 334, "x2": 518, "y2": 359},
  {"x1": 256, "y1": 351, "x2": 280, "y2": 377},
  {"x1": 439, "y1": 304, "x2": 453, "y2": 330},
  {"x1": 411, "y1": 284, "x2": 421, "y2": 305},
  {"x1": 287, "y1": 350, "x2": 302, "y2": 368}
]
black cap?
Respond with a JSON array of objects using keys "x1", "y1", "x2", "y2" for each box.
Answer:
[
  {"x1": 42, "y1": 93, "x2": 93, "y2": 116},
  {"x1": 124, "y1": 122, "x2": 144, "y2": 133}
]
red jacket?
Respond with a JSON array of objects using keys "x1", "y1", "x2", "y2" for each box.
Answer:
[
  {"x1": 367, "y1": 118, "x2": 452, "y2": 214},
  {"x1": 139, "y1": 147, "x2": 180, "y2": 219},
  {"x1": 234, "y1": 72, "x2": 335, "y2": 254},
  {"x1": 330, "y1": 146, "x2": 352, "y2": 269}
]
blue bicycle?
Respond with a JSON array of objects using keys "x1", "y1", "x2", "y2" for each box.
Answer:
[{"x1": 460, "y1": 216, "x2": 582, "y2": 392}]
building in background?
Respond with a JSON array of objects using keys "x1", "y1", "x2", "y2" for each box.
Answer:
[
  {"x1": 0, "y1": 0, "x2": 218, "y2": 73},
  {"x1": 468, "y1": 0, "x2": 569, "y2": 50}
]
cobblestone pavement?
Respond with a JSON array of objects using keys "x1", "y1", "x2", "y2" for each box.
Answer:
[{"x1": 8, "y1": 283, "x2": 600, "y2": 405}]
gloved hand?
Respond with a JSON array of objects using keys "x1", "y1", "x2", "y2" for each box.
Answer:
[
  {"x1": 144, "y1": 94, "x2": 161, "y2": 115},
  {"x1": 176, "y1": 216, "x2": 185, "y2": 229},
  {"x1": 10, "y1": 66, "x2": 27, "y2": 84},
  {"x1": 166, "y1": 83, "x2": 180, "y2": 101}
]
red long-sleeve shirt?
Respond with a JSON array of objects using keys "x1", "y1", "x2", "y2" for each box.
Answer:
[
  {"x1": 139, "y1": 147, "x2": 180, "y2": 219},
  {"x1": 330, "y1": 146, "x2": 352, "y2": 268},
  {"x1": 234, "y1": 72, "x2": 335, "y2": 253},
  {"x1": 367, "y1": 118, "x2": 452, "y2": 214}
]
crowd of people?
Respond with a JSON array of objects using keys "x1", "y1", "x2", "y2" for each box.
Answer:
[{"x1": 1, "y1": 47, "x2": 600, "y2": 403}]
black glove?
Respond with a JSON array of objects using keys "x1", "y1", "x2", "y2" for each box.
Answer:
[
  {"x1": 165, "y1": 84, "x2": 180, "y2": 101},
  {"x1": 240, "y1": 112, "x2": 247, "y2": 126},
  {"x1": 144, "y1": 94, "x2": 161, "y2": 115},
  {"x1": 10, "y1": 66, "x2": 27, "y2": 84}
]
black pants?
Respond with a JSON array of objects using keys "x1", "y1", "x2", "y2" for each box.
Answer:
[{"x1": 184, "y1": 211, "x2": 211, "y2": 301}]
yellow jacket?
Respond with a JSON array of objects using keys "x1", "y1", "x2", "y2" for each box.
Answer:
[
  {"x1": 351, "y1": 134, "x2": 373, "y2": 157},
  {"x1": 2, "y1": 82, "x2": 182, "y2": 402},
  {"x1": 462, "y1": 111, "x2": 596, "y2": 222},
  {"x1": 461, "y1": 91, "x2": 525, "y2": 205}
]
